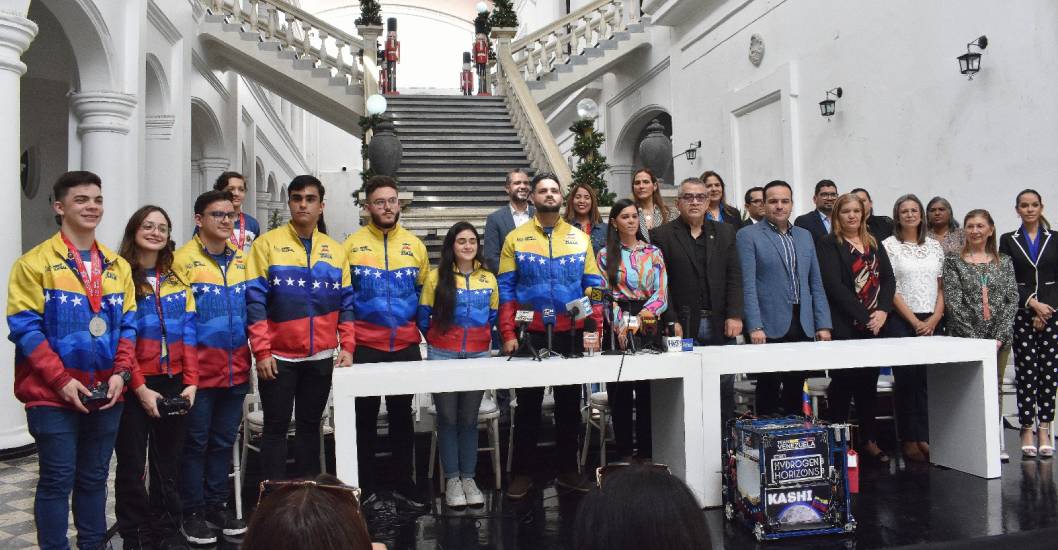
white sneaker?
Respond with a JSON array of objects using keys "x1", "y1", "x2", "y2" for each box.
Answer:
[
  {"x1": 445, "y1": 477, "x2": 467, "y2": 508},
  {"x1": 462, "y1": 477, "x2": 485, "y2": 507}
]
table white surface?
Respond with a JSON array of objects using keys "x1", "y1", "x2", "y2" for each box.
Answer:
[
  {"x1": 698, "y1": 336, "x2": 1000, "y2": 507},
  {"x1": 331, "y1": 351, "x2": 707, "y2": 500}
]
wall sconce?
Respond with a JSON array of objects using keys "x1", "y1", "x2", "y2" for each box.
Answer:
[
  {"x1": 673, "y1": 141, "x2": 702, "y2": 161},
  {"x1": 957, "y1": 35, "x2": 988, "y2": 80},
  {"x1": 819, "y1": 87, "x2": 842, "y2": 119}
]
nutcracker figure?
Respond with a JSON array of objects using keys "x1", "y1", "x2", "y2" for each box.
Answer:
[
  {"x1": 460, "y1": 52, "x2": 474, "y2": 96},
  {"x1": 384, "y1": 17, "x2": 400, "y2": 95},
  {"x1": 473, "y1": 19, "x2": 490, "y2": 96},
  {"x1": 377, "y1": 46, "x2": 388, "y2": 95}
]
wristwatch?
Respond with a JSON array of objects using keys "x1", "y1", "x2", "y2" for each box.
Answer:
[{"x1": 116, "y1": 369, "x2": 132, "y2": 385}]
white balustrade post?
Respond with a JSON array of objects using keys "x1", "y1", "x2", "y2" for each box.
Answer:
[
  {"x1": 69, "y1": 91, "x2": 138, "y2": 248},
  {"x1": 357, "y1": 23, "x2": 383, "y2": 99},
  {"x1": 0, "y1": 10, "x2": 37, "y2": 453},
  {"x1": 300, "y1": 21, "x2": 311, "y2": 57}
]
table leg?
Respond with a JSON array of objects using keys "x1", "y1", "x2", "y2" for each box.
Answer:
[
  {"x1": 928, "y1": 359, "x2": 1001, "y2": 478},
  {"x1": 333, "y1": 394, "x2": 361, "y2": 486}
]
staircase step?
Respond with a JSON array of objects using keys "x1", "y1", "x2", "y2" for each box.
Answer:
[
  {"x1": 401, "y1": 186, "x2": 509, "y2": 195},
  {"x1": 399, "y1": 166, "x2": 519, "y2": 175},
  {"x1": 389, "y1": 111, "x2": 510, "y2": 120},
  {"x1": 258, "y1": 40, "x2": 283, "y2": 51},
  {"x1": 598, "y1": 39, "x2": 619, "y2": 50},
  {"x1": 393, "y1": 119, "x2": 514, "y2": 128},
  {"x1": 584, "y1": 47, "x2": 605, "y2": 58},
  {"x1": 401, "y1": 162, "x2": 529, "y2": 170},
  {"x1": 312, "y1": 67, "x2": 333, "y2": 78},
  {"x1": 222, "y1": 23, "x2": 244, "y2": 33},
  {"x1": 240, "y1": 31, "x2": 260, "y2": 41},
  {"x1": 527, "y1": 81, "x2": 546, "y2": 90},
  {"x1": 387, "y1": 95, "x2": 505, "y2": 102},
  {"x1": 400, "y1": 135, "x2": 523, "y2": 144},
  {"x1": 627, "y1": 22, "x2": 645, "y2": 33},
  {"x1": 411, "y1": 195, "x2": 510, "y2": 204},
  {"x1": 612, "y1": 31, "x2": 631, "y2": 41},
  {"x1": 292, "y1": 58, "x2": 317, "y2": 70},
  {"x1": 402, "y1": 142, "x2": 525, "y2": 150},
  {"x1": 399, "y1": 128, "x2": 517, "y2": 137},
  {"x1": 204, "y1": 13, "x2": 227, "y2": 23}
]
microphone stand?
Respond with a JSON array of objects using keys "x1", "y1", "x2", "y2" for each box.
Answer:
[
  {"x1": 509, "y1": 321, "x2": 541, "y2": 362},
  {"x1": 539, "y1": 323, "x2": 562, "y2": 359},
  {"x1": 601, "y1": 300, "x2": 623, "y2": 356},
  {"x1": 567, "y1": 310, "x2": 583, "y2": 358}
]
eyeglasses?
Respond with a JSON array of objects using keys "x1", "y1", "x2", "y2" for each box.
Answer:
[
  {"x1": 139, "y1": 222, "x2": 170, "y2": 234},
  {"x1": 818, "y1": 192, "x2": 839, "y2": 199},
  {"x1": 370, "y1": 197, "x2": 399, "y2": 208},
  {"x1": 256, "y1": 480, "x2": 362, "y2": 508},
  {"x1": 747, "y1": 199, "x2": 764, "y2": 205},
  {"x1": 205, "y1": 211, "x2": 237, "y2": 222},
  {"x1": 679, "y1": 193, "x2": 708, "y2": 203},
  {"x1": 595, "y1": 461, "x2": 671, "y2": 487}
]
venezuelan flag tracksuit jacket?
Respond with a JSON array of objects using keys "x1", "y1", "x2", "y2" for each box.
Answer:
[
  {"x1": 417, "y1": 262, "x2": 498, "y2": 354},
  {"x1": 173, "y1": 236, "x2": 251, "y2": 389},
  {"x1": 246, "y1": 223, "x2": 356, "y2": 361},
  {"x1": 132, "y1": 270, "x2": 199, "y2": 386},
  {"x1": 344, "y1": 222, "x2": 429, "y2": 352},
  {"x1": 498, "y1": 217, "x2": 605, "y2": 342},
  {"x1": 6, "y1": 233, "x2": 138, "y2": 409}
]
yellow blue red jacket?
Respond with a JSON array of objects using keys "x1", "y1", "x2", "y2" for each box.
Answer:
[
  {"x1": 173, "y1": 235, "x2": 251, "y2": 389},
  {"x1": 6, "y1": 232, "x2": 138, "y2": 409},
  {"x1": 498, "y1": 217, "x2": 604, "y2": 342},
  {"x1": 417, "y1": 261, "x2": 498, "y2": 354},
  {"x1": 132, "y1": 269, "x2": 198, "y2": 387},
  {"x1": 344, "y1": 222, "x2": 429, "y2": 352},
  {"x1": 246, "y1": 223, "x2": 356, "y2": 361}
]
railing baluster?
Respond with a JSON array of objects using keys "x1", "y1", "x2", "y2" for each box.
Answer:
[
  {"x1": 248, "y1": 0, "x2": 259, "y2": 31},
  {"x1": 300, "y1": 21, "x2": 311, "y2": 59}
]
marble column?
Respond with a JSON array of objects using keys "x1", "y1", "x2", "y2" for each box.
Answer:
[
  {"x1": 70, "y1": 90, "x2": 138, "y2": 248},
  {"x1": 0, "y1": 10, "x2": 38, "y2": 452}
]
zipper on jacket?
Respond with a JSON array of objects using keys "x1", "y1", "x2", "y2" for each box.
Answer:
[
  {"x1": 384, "y1": 232, "x2": 395, "y2": 351},
  {"x1": 546, "y1": 231, "x2": 555, "y2": 317},
  {"x1": 306, "y1": 237, "x2": 315, "y2": 356},
  {"x1": 205, "y1": 247, "x2": 235, "y2": 388},
  {"x1": 461, "y1": 272, "x2": 471, "y2": 353}
]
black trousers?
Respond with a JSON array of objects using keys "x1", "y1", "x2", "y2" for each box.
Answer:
[
  {"x1": 610, "y1": 380, "x2": 651, "y2": 459},
  {"x1": 826, "y1": 362, "x2": 881, "y2": 444},
  {"x1": 755, "y1": 306, "x2": 813, "y2": 416},
  {"x1": 354, "y1": 345, "x2": 421, "y2": 494},
  {"x1": 115, "y1": 374, "x2": 187, "y2": 541},
  {"x1": 511, "y1": 330, "x2": 584, "y2": 475},
  {"x1": 884, "y1": 312, "x2": 939, "y2": 442},
  {"x1": 258, "y1": 357, "x2": 334, "y2": 481}
]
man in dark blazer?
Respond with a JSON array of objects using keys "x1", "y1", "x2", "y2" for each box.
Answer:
[
  {"x1": 851, "y1": 187, "x2": 894, "y2": 241},
  {"x1": 651, "y1": 176, "x2": 743, "y2": 426},
  {"x1": 737, "y1": 180, "x2": 832, "y2": 416},
  {"x1": 484, "y1": 169, "x2": 534, "y2": 273},
  {"x1": 794, "y1": 179, "x2": 838, "y2": 240}
]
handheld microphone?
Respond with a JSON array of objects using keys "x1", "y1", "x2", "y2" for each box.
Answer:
[{"x1": 583, "y1": 317, "x2": 598, "y2": 356}]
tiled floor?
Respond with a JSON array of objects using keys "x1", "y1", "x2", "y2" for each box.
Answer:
[{"x1": 0, "y1": 454, "x2": 117, "y2": 549}]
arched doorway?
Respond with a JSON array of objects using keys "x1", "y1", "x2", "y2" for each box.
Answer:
[
  {"x1": 611, "y1": 107, "x2": 674, "y2": 198},
  {"x1": 190, "y1": 98, "x2": 228, "y2": 239}
]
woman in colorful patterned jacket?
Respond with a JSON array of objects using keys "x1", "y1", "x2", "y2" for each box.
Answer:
[
  {"x1": 597, "y1": 198, "x2": 669, "y2": 460},
  {"x1": 417, "y1": 221, "x2": 498, "y2": 510},
  {"x1": 114, "y1": 205, "x2": 199, "y2": 548}
]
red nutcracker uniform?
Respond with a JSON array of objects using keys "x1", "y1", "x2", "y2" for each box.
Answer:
[
  {"x1": 384, "y1": 17, "x2": 400, "y2": 95},
  {"x1": 460, "y1": 52, "x2": 474, "y2": 96}
]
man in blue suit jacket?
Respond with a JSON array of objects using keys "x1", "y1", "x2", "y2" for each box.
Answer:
[
  {"x1": 736, "y1": 180, "x2": 832, "y2": 415},
  {"x1": 484, "y1": 169, "x2": 535, "y2": 273},
  {"x1": 793, "y1": 179, "x2": 838, "y2": 241}
]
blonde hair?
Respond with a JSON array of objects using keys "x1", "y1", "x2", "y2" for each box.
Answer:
[{"x1": 830, "y1": 193, "x2": 877, "y2": 249}]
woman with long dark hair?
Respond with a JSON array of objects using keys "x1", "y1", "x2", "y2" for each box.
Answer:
[
  {"x1": 631, "y1": 168, "x2": 674, "y2": 241},
  {"x1": 596, "y1": 199, "x2": 668, "y2": 459},
  {"x1": 700, "y1": 170, "x2": 744, "y2": 229},
  {"x1": 417, "y1": 221, "x2": 497, "y2": 508},
  {"x1": 115, "y1": 205, "x2": 199, "y2": 548},
  {"x1": 817, "y1": 194, "x2": 895, "y2": 462},
  {"x1": 883, "y1": 194, "x2": 945, "y2": 462},
  {"x1": 1000, "y1": 190, "x2": 1057, "y2": 457},
  {"x1": 564, "y1": 182, "x2": 607, "y2": 253},
  {"x1": 943, "y1": 210, "x2": 1019, "y2": 452}
]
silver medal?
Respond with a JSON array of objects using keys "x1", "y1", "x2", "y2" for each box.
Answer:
[{"x1": 88, "y1": 315, "x2": 107, "y2": 337}]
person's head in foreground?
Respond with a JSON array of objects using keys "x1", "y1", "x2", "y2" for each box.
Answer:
[
  {"x1": 243, "y1": 474, "x2": 385, "y2": 550},
  {"x1": 573, "y1": 463, "x2": 712, "y2": 550}
]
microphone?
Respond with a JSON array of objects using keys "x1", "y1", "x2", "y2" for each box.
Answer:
[
  {"x1": 588, "y1": 287, "x2": 613, "y2": 303},
  {"x1": 626, "y1": 316, "x2": 640, "y2": 354},
  {"x1": 583, "y1": 317, "x2": 598, "y2": 356},
  {"x1": 542, "y1": 307, "x2": 558, "y2": 358},
  {"x1": 565, "y1": 296, "x2": 591, "y2": 320},
  {"x1": 510, "y1": 306, "x2": 540, "y2": 361}
]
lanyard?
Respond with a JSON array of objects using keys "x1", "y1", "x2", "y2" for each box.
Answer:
[
  {"x1": 152, "y1": 272, "x2": 170, "y2": 362},
  {"x1": 230, "y1": 212, "x2": 247, "y2": 251},
  {"x1": 60, "y1": 233, "x2": 103, "y2": 313},
  {"x1": 979, "y1": 269, "x2": 993, "y2": 322}
]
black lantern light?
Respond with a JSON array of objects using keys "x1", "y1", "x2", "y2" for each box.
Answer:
[
  {"x1": 671, "y1": 141, "x2": 701, "y2": 161},
  {"x1": 819, "y1": 87, "x2": 842, "y2": 119},
  {"x1": 957, "y1": 35, "x2": 988, "y2": 80}
]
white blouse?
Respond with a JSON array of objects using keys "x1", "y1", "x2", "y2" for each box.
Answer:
[{"x1": 882, "y1": 236, "x2": 945, "y2": 314}]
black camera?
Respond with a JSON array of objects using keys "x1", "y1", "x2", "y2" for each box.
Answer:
[
  {"x1": 79, "y1": 382, "x2": 110, "y2": 411},
  {"x1": 157, "y1": 396, "x2": 191, "y2": 417}
]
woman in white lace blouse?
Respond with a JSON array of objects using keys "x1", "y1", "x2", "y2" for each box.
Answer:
[{"x1": 882, "y1": 194, "x2": 945, "y2": 463}]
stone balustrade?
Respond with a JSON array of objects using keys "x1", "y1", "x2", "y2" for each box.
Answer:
[{"x1": 509, "y1": 0, "x2": 626, "y2": 82}]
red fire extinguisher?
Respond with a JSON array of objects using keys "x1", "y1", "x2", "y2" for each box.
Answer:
[{"x1": 846, "y1": 448, "x2": 859, "y2": 494}]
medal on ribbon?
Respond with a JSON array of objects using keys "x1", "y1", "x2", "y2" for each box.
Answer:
[{"x1": 62, "y1": 234, "x2": 107, "y2": 338}]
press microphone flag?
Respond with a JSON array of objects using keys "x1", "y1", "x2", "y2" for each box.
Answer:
[
  {"x1": 565, "y1": 296, "x2": 591, "y2": 320},
  {"x1": 515, "y1": 308, "x2": 535, "y2": 324},
  {"x1": 542, "y1": 308, "x2": 556, "y2": 326}
]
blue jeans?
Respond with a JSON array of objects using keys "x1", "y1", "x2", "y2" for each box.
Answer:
[
  {"x1": 180, "y1": 383, "x2": 248, "y2": 513},
  {"x1": 428, "y1": 346, "x2": 488, "y2": 479},
  {"x1": 26, "y1": 403, "x2": 123, "y2": 550}
]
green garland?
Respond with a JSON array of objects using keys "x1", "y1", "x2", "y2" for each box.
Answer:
[
  {"x1": 354, "y1": 114, "x2": 383, "y2": 206},
  {"x1": 488, "y1": 0, "x2": 518, "y2": 28},
  {"x1": 355, "y1": 0, "x2": 383, "y2": 26},
  {"x1": 569, "y1": 118, "x2": 614, "y2": 205}
]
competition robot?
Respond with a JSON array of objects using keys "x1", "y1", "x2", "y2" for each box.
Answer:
[
  {"x1": 473, "y1": 19, "x2": 490, "y2": 96},
  {"x1": 460, "y1": 52, "x2": 474, "y2": 96},
  {"x1": 384, "y1": 18, "x2": 400, "y2": 95}
]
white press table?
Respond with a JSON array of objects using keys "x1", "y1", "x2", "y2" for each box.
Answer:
[
  {"x1": 331, "y1": 351, "x2": 706, "y2": 498},
  {"x1": 698, "y1": 336, "x2": 1000, "y2": 507}
]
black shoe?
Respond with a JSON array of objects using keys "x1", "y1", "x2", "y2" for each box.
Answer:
[
  {"x1": 120, "y1": 530, "x2": 155, "y2": 550},
  {"x1": 157, "y1": 535, "x2": 190, "y2": 550},
  {"x1": 182, "y1": 512, "x2": 218, "y2": 545},
  {"x1": 555, "y1": 471, "x2": 593, "y2": 494},
  {"x1": 205, "y1": 506, "x2": 247, "y2": 537},
  {"x1": 390, "y1": 490, "x2": 430, "y2": 514}
]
